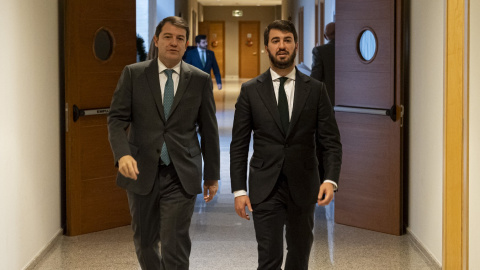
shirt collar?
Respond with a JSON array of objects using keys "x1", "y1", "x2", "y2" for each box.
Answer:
[
  {"x1": 157, "y1": 58, "x2": 181, "y2": 74},
  {"x1": 197, "y1": 46, "x2": 206, "y2": 52},
  {"x1": 270, "y1": 67, "x2": 296, "y2": 82}
]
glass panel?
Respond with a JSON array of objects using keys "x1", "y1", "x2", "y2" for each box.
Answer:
[
  {"x1": 359, "y1": 30, "x2": 376, "y2": 61},
  {"x1": 94, "y1": 29, "x2": 113, "y2": 61}
]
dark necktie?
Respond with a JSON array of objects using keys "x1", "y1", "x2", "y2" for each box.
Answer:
[
  {"x1": 160, "y1": 69, "x2": 174, "y2": 165},
  {"x1": 278, "y1": 77, "x2": 289, "y2": 134}
]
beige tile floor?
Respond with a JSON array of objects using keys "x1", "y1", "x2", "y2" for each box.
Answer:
[{"x1": 32, "y1": 78, "x2": 439, "y2": 270}]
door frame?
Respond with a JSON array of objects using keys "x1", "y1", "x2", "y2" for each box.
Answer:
[{"x1": 444, "y1": 0, "x2": 468, "y2": 268}]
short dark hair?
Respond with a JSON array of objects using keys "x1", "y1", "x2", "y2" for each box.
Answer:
[
  {"x1": 155, "y1": 16, "x2": 189, "y2": 41},
  {"x1": 263, "y1": 20, "x2": 298, "y2": 46},
  {"x1": 195, "y1": 35, "x2": 207, "y2": 44}
]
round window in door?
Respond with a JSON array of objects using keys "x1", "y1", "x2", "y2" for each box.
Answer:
[
  {"x1": 93, "y1": 28, "x2": 115, "y2": 61},
  {"x1": 357, "y1": 28, "x2": 377, "y2": 63}
]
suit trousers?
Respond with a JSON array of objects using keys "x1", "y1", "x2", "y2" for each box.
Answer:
[
  {"x1": 127, "y1": 163, "x2": 196, "y2": 270},
  {"x1": 252, "y1": 174, "x2": 315, "y2": 270}
]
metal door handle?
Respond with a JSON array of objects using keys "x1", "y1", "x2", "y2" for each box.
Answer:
[
  {"x1": 334, "y1": 105, "x2": 396, "y2": 121},
  {"x1": 73, "y1": 104, "x2": 110, "y2": 122}
]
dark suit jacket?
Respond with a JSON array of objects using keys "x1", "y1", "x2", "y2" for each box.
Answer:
[
  {"x1": 108, "y1": 59, "x2": 220, "y2": 195},
  {"x1": 230, "y1": 68, "x2": 342, "y2": 206},
  {"x1": 184, "y1": 48, "x2": 222, "y2": 85},
  {"x1": 311, "y1": 40, "x2": 335, "y2": 105}
]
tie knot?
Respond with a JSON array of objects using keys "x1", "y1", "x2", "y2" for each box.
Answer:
[
  {"x1": 279, "y1": 77, "x2": 288, "y2": 85},
  {"x1": 164, "y1": 69, "x2": 174, "y2": 78}
]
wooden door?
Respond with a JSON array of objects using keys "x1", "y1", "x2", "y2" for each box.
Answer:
[
  {"x1": 239, "y1": 21, "x2": 260, "y2": 78},
  {"x1": 334, "y1": 0, "x2": 406, "y2": 235},
  {"x1": 198, "y1": 21, "x2": 225, "y2": 81},
  {"x1": 65, "y1": 0, "x2": 135, "y2": 236}
]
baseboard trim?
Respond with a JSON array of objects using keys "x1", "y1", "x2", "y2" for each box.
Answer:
[
  {"x1": 406, "y1": 228, "x2": 442, "y2": 269},
  {"x1": 23, "y1": 228, "x2": 63, "y2": 270}
]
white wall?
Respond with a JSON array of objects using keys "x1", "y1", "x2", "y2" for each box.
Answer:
[
  {"x1": 324, "y1": 0, "x2": 335, "y2": 24},
  {"x1": 149, "y1": 0, "x2": 157, "y2": 41},
  {"x1": 287, "y1": 0, "x2": 316, "y2": 68},
  {"x1": 188, "y1": 0, "x2": 199, "y2": 44},
  {"x1": 324, "y1": 0, "x2": 335, "y2": 44},
  {"x1": 136, "y1": 0, "x2": 149, "y2": 46},
  {"x1": 156, "y1": 0, "x2": 175, "y2": 27},
  {"x1": 469, "y1": 0, "x2": 480, "y2": 268},
  {"x1": 408, "y1": 0, "x2": 444, "y2": 264},
  {"x1": 299, "y1": 0, "x2": 316, "y2": 67},
  {"x1": 0, "y1": 0, "x2": 62, "y2": 269}
]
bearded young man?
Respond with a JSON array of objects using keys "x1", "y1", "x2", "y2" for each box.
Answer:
[{"x1": 230, "y1": 20, "x2": 342, "y2": 270}]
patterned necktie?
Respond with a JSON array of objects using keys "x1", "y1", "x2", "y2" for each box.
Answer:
[
  {"x1": 160, "y1": 69, "x2": 174, "y2": 165},
  {"x1": 278, "y1": 77, "x2": 289, "y2": 134},
  {"x1": 201, "y1": 50, "x2": 206, "y2": 67}
]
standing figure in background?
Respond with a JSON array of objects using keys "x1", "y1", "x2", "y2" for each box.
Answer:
[
  {"x1": 184, "y1": 34, "x2": 223, "y2": 90},
  {"x1": 108, "y1": 16, "x2": 220, "y2": 270},
  {"x1": 311, "y1": 22, "x2": 335, "y2": 105}
]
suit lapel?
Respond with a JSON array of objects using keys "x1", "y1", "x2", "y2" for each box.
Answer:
[
  {"x1": 256, "y1": 71, "x2": 285, "y2": 135},
  {"x1": 288, "y1": 69, "x2": 311, "y2": 137},
  {"x1": 194, "y1": 49, "x2": 202, "y2": 67},
  {"x1": 168, "y1": 61, "x2": 191, "y2": 117},
  {"x1": 205, "y1": 51, "x2": 211, "y2": 67},
  {"x1": 145, "y1": 59, "x2": 166, "y2": 121}
]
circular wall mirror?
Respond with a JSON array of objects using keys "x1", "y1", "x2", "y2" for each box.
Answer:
[
  {"x1": 94, "y1": 28, "x2": 114, "y2": 61},
  {"x1": 358, "y1": 29, "x2": 377, "y2": 62}
]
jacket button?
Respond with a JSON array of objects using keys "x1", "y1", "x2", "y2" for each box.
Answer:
[
  {"x1": 285, "y1": 144, "x2": 289, "y2": 148},
  {"x1": 156, "y1": 149, "x2": 160, "y2": 153},
  {"x1": 277, "y1": 164, "x2": 282, "y2": 168}
]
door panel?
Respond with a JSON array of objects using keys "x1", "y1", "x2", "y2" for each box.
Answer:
[
  {"x1": 335, "y1": 112, "x2": 401, "y2": 234},
  {"x1": 65, "y1": 0, "x2": 135, "y2": 236},
  {"x1": 336, "y1": 71, "x2": 392, "y2": 108},
  {"x1": 334, "y1": 0, "x2": 405, "y2": 235},
  {"x1": 336, "y1": 7, "x2": 394, "y2": 108},
  {"x1": 239, "y1": 21, "x2": 260, "y2": 78}
]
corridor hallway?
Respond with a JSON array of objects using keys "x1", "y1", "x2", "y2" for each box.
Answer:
[{"x1": 32, "y1": 79, "x2": 438, "y2": 270}]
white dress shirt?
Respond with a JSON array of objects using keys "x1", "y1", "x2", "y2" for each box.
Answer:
[
  {"x1": 158, "y1": 59, "x2": 181, "y2": 100},
  {"x1": 233, "y1": 68, "x2": 338, "y2": 198}
]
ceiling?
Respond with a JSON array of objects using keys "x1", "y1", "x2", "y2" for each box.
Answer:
[{"x1": 197, "y1": 0, "x2": 282, "y2": 6}]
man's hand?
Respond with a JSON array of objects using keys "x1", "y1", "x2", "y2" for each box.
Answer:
[
  {"x1": 118, "y1": 155, "x2": 139, "y2": 180},
  {"x1": 317, "y1": 182, "x2": 334, "y2": 206},
  {"x1": 235, "y1": 195, "x2": 253, "y2": 220},
  {"x1": 217, "y1": 83, "x2": 222, "y2": 90},
  {"x1": 203, "y1": 180, "x2": 219, "y2": 202}
]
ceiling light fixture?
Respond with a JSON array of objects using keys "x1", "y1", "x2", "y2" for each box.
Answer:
[{"x1": 232, "y1": 10, "x2": 243, "y2": 17}]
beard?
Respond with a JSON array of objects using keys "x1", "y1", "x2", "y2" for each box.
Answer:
[{"x1": 267, "y1": 48, "x2": 297, "y2": 69}]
